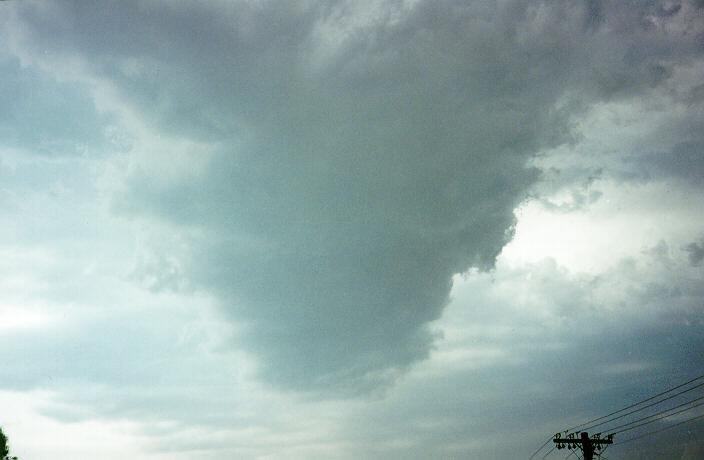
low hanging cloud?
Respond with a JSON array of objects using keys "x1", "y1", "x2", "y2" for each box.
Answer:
[
  {"x1": 685, "y1": 241, "x2": 704, "y2": 266},
  {"x1": 9, "y1": 0, "x2": 704, "y2": 392}
]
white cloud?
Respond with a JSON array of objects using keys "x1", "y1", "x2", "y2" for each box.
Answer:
[{"x1": 503, "y1": 179, "x2": 704, "y2": 273}]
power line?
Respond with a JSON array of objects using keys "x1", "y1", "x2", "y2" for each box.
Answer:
[
  {"x1": 606, "y1": 400, "x2": 704, "y2": 436},
  {"x1": 541, "y1": 446, "x2": 555, "y2": 458},
  {"x1": 597, "y1": 443, "x2": 611, "y2": 459},
  {"x1": 536, "y1": 376, "x2": 704, "y2": 460},
  {"x1": 530, "y1": 437, "x2": 555, "y2": 459},
  {"x1": 600, "y1": 395, "x2": 704, "y2": 434},
  {"x1": 612, "y1": 411, "x2": 704, "y2": 446},
  {"x1": 573, "y1": 381, "x2": 704, "y2": 433},
  {"x1": 564, "y1": 374, "x2": 704, "y2": 433}
]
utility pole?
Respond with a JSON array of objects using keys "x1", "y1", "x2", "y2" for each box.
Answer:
[{"x1": 553, "y1": 432, "x2": 613, "y2": 460}]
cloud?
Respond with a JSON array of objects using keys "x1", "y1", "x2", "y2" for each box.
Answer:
[
  {"x1": 0, "y1": 31, "x2": 108, "y2": 157},
  {"x1": 645, "y1": 140, "x2": 704, "y2": 186},
  {"x1": 685, "y1": 241, "x2": 704, "y2": 266},
  {"x1": 7, "y1": 0, "x2": 704, "y2": 393},
  {"x1": 1, "y1": 2, "x2": 704, "y2": 459},
  {"x1": 309, "y1": 239, "x2": 704, "y2": 458}
]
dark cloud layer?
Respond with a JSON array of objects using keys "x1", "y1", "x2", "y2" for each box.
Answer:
[
  {"x1": 685, "y1": 241, "x2": 704, "y2": 266},
  {"x1": 10, "y1": 0, "x2": 704, "y2": 392}
]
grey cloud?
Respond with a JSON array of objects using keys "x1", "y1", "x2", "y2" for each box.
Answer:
[
  {"x1": 578, "y1": 1, "x2": 703, "y2": 99},
  {"x1": 685, "y1": 241, "x2": 704, "y2": 266},
  {"x1": 0, "y1": 46, "x2": 109, "y2": 155},
  {"x1": 1, "y1": 157, "x2": 703, "y2": 459},
  {"x1": 325, "y1": 252, "x2": 704, "y2": 459},
  {"x1": 653, "y1": 141, "x2": 704, "y2": 186},
  {"x1": 10, "y1": 0, "x2": 704, "y2": 393},
  {"x1": 0, "y1": 294, "x2": 248, "y2": 429},
  {"x1": 622, "y1": 135, "x2": 704, "y2": 186},
  {"x1": 534, "y1": 167, "x2": 604, "y2": 212},
  {"x1": 584, "y1": 0, "x2": 604, "y2": 30},
  {"x1": 16, "y1": 251, "x2": 703, "y2": 459}
]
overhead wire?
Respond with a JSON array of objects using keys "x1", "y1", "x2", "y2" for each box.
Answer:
[
  {"x1": 606, "y1": 400, "x2": 704, "y2": 436},
  {"x1": 529, "y1": 437, "x2": 555, "y2": 459},
  {"x1": 599, "y1": 443, "x2": 611, "y2": 458},
  {"x1": 533, "y1": 375, "x2": 704, "y2": 459},
  {"x1": 572, "y1": 381, "x2": 704, "y2": 433},
  {"x1": 599, "y1": 395, "x2": 704, "y2": 434},
  {"x1": 541, "y1": 446, "x2": 556, "y2": 459},
  {"x1": 564, "y1": 374, "x2": 704, "y2": 433},
  {"x1": 611, "y1": 411, "x2": 704, "y2": 446}
]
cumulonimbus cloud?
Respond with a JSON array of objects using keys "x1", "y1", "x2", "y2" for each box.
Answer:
[{"x1": 10, "y1": 0, "x2": 704, "y2": 393}]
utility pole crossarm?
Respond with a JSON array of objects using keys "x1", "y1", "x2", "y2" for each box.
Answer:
[
  {"x1": 552, "y1": 436, "x2": 613, "y2": 446},
  {"x1": 553, "y1": 432, "x2": 613, "y2": 460}
]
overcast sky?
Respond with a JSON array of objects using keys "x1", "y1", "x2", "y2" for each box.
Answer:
[{"x1": 1, "y1": 1, "x2": 703, "y2": 458}]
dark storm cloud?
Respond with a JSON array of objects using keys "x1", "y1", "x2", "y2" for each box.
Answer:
[
  {"x1": 325, "y1": 247, "x2": 704, "y2": 458},
  {"x1": 646, "y1": 140, "x2": 704, "y2": 186},
  {"x1": 685, "y1": 241, "x2": 704, "y2": 266},
  {"x1": 10, "y1": 0, "x2": 704, "y2": 392}
]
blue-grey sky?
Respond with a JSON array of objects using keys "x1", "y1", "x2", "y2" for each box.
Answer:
[{"x1": 1, "y1": 1, "x2": 703, "y2": 458}]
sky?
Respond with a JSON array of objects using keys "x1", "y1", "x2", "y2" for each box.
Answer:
[{"x1": 0, "y1": 0, "x2": 703, "y2": 458}]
